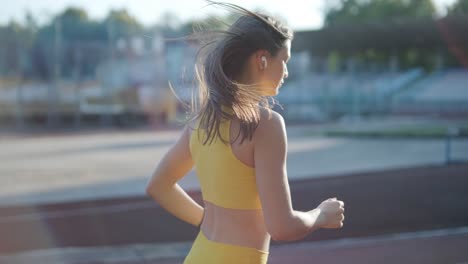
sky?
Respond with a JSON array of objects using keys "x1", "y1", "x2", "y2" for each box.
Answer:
[{"x1": 0, "y1": 0, "x2": 459, "y2": 31}]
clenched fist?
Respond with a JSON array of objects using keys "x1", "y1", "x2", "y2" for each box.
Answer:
[{"x1": 317, "y1": 197, "x2": 345, "y2": 229}]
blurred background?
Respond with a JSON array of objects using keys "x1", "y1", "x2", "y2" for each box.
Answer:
[{"x1": 0, "y1": 0, "x2": 468, "y2": 263}]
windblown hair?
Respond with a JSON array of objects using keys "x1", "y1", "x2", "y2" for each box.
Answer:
[{"x1": 176, "y1": 1, "x2": 294, "y2": 145}]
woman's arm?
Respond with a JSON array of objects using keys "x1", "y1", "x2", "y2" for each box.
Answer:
[
  {"x1": 254, "y1": 109, "x2": 324, "y2": 241},
  {"x1": 145, "y1": 125, "x2": 204, "y2": 227}
]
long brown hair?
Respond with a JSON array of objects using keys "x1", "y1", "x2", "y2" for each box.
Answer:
[{"x1": 175, "y1": 1, "x2": 294, "y2": 145}]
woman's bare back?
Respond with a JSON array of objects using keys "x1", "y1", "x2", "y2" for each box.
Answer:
[{"x1": 193, "y1": 114, "x2": 271, "y2": 252}]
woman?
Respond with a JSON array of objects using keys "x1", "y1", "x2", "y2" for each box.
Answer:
[{"x1": 145, "y1": 2, "x2": 345, "y2": 263}]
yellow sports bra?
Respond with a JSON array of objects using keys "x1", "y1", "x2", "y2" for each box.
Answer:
[{"x1": 189, "y1": 111, "x2": 262, "y2": 210}]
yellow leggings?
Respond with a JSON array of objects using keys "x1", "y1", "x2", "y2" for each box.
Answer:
[{"x1": 183, "y1": 230, "x2": 269, "y2": 264}]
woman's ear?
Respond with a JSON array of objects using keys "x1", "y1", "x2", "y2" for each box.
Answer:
[{"x1": 255, "y1": 50, "x2": 269, "y2": 70}]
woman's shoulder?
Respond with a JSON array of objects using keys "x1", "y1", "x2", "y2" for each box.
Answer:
[
  {"x1": 182, "y1": 117, "x2": 200, "y2": 140},
  {"x1": 255, "y1": 107, "x2": 286, "y2": 138},
  {"x1": 258, "y1": 107, "x2": 285, "y2": 125},
  {"x1": 184, "y1": 115, "x2": 201, "y2": 130}
]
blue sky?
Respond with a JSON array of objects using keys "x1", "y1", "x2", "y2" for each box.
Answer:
[{"x1": 1, "y1": 0, "x2": 458, "y2": 30}]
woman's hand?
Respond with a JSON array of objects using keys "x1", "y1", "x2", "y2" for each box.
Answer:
[{"x1": 317, "y1": 198, "x2": 345, "y2": 229}]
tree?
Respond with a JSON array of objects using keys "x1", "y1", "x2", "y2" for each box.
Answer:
[
  {"x1": 448, "y1": 0, "x2": 468, "y2": 14},
  {"x1": 104, "y1": 9, "x2": 144, "y2": 39},
  {"x1": 325, "y1": 0, "x2": 436, "y2": 26},
  {"x1": 0, "y1": 20, "x2": 36, "y2": 77},
  {"x1": 31, "y1": 7, "x2": 144, "y2": 80},
  {"x1": 322, "y1": 0, "x2": 439, "y2": 71}
]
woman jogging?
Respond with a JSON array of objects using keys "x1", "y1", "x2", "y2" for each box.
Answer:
[{"x1": 145, "y1": 2, "x2": 345, "y2": 263}]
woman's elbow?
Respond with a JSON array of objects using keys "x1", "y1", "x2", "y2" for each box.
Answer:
[
  {"x1": 268, "y1": 225, "x2": 296, "y2": 242},
  {"x1": 268, "y1": 220, "x2": 308, "y2": 242},
  {"x1": 146, "y1": 180, "x2": 170, "y2": 198},
  {"x1": 145, "y1": 182, "x2": 160, "y2": 197},
  {"x1": 145, "y1": 186, "x2": 153, "y2": 196},
  {"x1": 270, "y1": 230, "x2": 293, "y2": 242}
]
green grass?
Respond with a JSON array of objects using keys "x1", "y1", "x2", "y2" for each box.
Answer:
[{"x1": 319, "y1": 125, "x2": 468, "y2": 138}]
